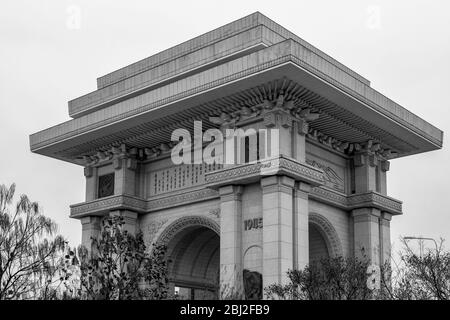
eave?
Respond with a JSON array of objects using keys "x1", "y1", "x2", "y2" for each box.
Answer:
[{"x1": 30, "y1": 39, "x2": 443, "y2": 165}]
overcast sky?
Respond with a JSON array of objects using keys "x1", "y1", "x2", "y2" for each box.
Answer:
[{"x1": 1, "y1": 0, "x2": 449, "y2": 255}]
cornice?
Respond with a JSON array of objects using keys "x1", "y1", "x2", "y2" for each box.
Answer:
[
  {"x1": 69, "y1": 185, "x2": 401, "y2": 219},
  {"x1": 205, "y1": 155, "x2": 325, "y2": 189},
  {"x1": 347, "y1": 192, "x2": 402, "y2": 215},
  {"x1": 309, "y1": 186, "x2": 348, "y2": 209},
  {"x1": 30, "y1": 51, "x2": 294, "y2": 152},
  {"x1": 310, "y1": 186, "x2": 402, "y2": 215},
  {"x1": 70, "y1": 188, "x2": 219, "y2": 218},
  {"x1": 147, "y1": 188, "x2": 219, "y2": 211},
  {"x1": 70, "y1": 194, "x2": 147, "y2": 218}
]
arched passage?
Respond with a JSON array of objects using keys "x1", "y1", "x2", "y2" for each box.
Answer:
[
  {"x1": 308, "y1": 213, "x2": 343, "y2": 263},
  {"x1": 309, "y1": 223, "x2": 330, "y2": 262},
  {"x1": 156, "y1": 216, "x2": 220, "y2": 300}
]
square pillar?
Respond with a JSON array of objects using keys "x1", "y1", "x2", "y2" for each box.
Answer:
[
  {"x1": 261, "y1": 176, "x2": 295, "y2": 290},
  {"x1": 113, "y1": 157, "x2": 137, "y2": 196},
  {"x1": 81, "y1": 216, "x2": 102, "y2": 249},
  {"x1": 292, "y1": 119, "x2": 308, "y2": 162},
  {"x1": 219, "y1": 185, "x2": 244, "y2": 298},
  {"x1": 294, "y1": 182, "x2": 310, "y2": 271},
  {"x1": 353, "y1": 152, "x2": 378, "y2": 193},
  {"x1": 379, "y1": 212, "x2": 392, "y2": 265},
  {"x1": 109, "y1": 210, "x2": 139, "y2": 235},
  {"x1": 263, "y1": 110, "x2": 293, "y2": 158},
  {"x1": 352, "y1": 208, "x2": 381, "y2": 264},
  {"x1": 84, "y1": 166, "x2": 97, "y2": 201},
  {"x1": 379, "y1": 160, "x2": 390, "y2": 196},
  {"x1": 353, "y1": 146, "x2": 390, "y2": 195}
]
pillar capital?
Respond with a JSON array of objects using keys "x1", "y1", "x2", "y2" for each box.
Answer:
[
  {"x1": 380, "y1": 160, "x2": 390, "y2": 172},
  {"x1": 296, "y1": 181, "x2": 312, "y2": 194},
  {"x1": 263, "y1": 108, "x2": 294, "y2": 129},
  {"x1": 352, "y1": 207, "x2": 381, "y2": 222},
  {"x1": 109, "y1": 209, "x2": 138, "y2": 220},
  {"x1": 261, "y1": 176, "x2": 295, "y2": 194},
  {"x1": 80, "y1": 216, "x2": 102, "y2": 227},
  {"x1": 353, "y1": 151, "x2": 379, "y2": 167},
  {"x1": 84, "y1": 166, "x2": 93, "y2": 178},
  {"x1": 294, "y1": 118, "x2": 309, "y2": 136},
  {"x1": 218, "y1": 185, "x2": 243, "y2": 200},
  {"x1": 380, "y1": 212, "x2": 392, "y2": 225},
  {"x1": 382, "y1": 211, "x2": 392, "y2": 219}
]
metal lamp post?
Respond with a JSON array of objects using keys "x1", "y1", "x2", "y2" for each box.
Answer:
[{"x1": 403, "y1": 236, "x2": 439, "y2": 256}]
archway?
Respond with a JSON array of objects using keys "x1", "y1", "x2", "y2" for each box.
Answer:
[
  {"x1": 308, "y1": 213, "x2": 343, "y2": 263},
  {"x1": 157, "y1": 216, "x2": 220, "y2": 300},
  {"x1": 309, "y1": 223, "x2": 330, "y2": 262}
]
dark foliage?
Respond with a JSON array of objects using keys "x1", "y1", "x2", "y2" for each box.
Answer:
[{"x1": 265, "y1": 256, "x2": 372, "y2": 300}]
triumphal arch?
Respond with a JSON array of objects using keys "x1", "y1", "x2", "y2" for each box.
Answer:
[{"x1": 30, "y1": 12, "x2": 443, "y2": 299}]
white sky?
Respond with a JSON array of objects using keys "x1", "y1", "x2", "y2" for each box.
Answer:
[{"x1": 0, "y1": 0, "x2": 449, "y2": 254}]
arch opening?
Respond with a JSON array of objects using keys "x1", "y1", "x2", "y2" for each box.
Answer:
[
  {"x1": 308, "y1": 213, "x2": 343, "y2": 263},
  {"x1": 309, "y1": 223, "x2": 331, "y2": 262},
  {"x1": 165, "y1": 224, "x2": 220, "y2": 300}
]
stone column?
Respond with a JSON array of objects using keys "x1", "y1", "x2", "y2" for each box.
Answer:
[
  {"x1": 378, "y1": 160, "x2": 390, "y2": 196},
  {"x1": 379, "y1": 213, "x2": 392, "y2": 265},
  {"x1": 263, "y1": 109, "x2": 293, "y2": 158},
  {"x1": 353, "y1": 151, "x2": 378, "y2": 193},
  {"x1": 292, "y1": 119, "x2": 308, "y2": 162},
  {"x1": 261, "y1": 176, "x2": 295, "y2": 290},
  {"x1": 81, "y1": 216, "x2": 102, "y2": 249},
  {"x1": 113, "y1": 145, "x2": 138, "y2": 196},
  {"x1": 109, "y1": 210, "x2": 139, "y2": 235},
  {"x1": 84, "y1": 166, "x2": 97, "y2": 201},
  {"x1": 222, "y1": 125, "x2": 236, "y2": 168},
  {"x1": 219, "y1": 185, "x2": 243, "y2": 298},
  {"x1": 352, "y1": 208, "x2": 393, "y2": 267},
  {"x1": 352, "y1": 208, "x2": 381, "y2": 264},
  {"x1": 352, "y1": 143, "x2": 390, "y2": 195},
  {"x1": 352, "y1": 143, "x2": 392, "y2": 266},
  {"x1": 261, "y1": 95, "x2": 314, "y2": 162},
  {"x1": 294, "y1": 181, "x2": 310, "y2": 271}
]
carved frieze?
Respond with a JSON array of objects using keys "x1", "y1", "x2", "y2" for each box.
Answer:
[
  {"x1": 305, "y1": 158, "x2": 345, "y2": 192},
  {"x1": 157, "y1": 216, "x2": 220, "y2": 245},
  {"x1": 208, "y1": 93, "x2": 320, "y2": 131},
  {"x1": 147, "y1": 188, "x2": 219, "y2": 212},
  {"x1": 80, "y1": 142, "x2": 178, "y2": 168},
  {"x1": 146, "y1": 218, "x2": 169, "y2": 244},
  {"x1": 205, "y1": 156, "x2": 325, "y2": 188},
  {"x1": 149, "y1": 162, "x2": 222, "y2": 196},
  {"x1": 70, "y1": 194, "x2": 147, "y2": 217},
  {"x1": 309, "y1": 212, "x2": 343, "y2": 257},
  {"x1": 209, "y1": 208, "x2": 221, "y2": 219}
]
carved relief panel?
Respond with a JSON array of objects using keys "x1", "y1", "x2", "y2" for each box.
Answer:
[
  {"x1": 146, "y1": 162, "x2": 222, "y2": 197},
  {"x1": 306, "y1": 143, "x2": 348, "y2": 193}
]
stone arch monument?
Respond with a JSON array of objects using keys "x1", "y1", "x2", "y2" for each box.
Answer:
[{"x1": 30, "y1": 12, "x2": 443, "y2": 299}]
